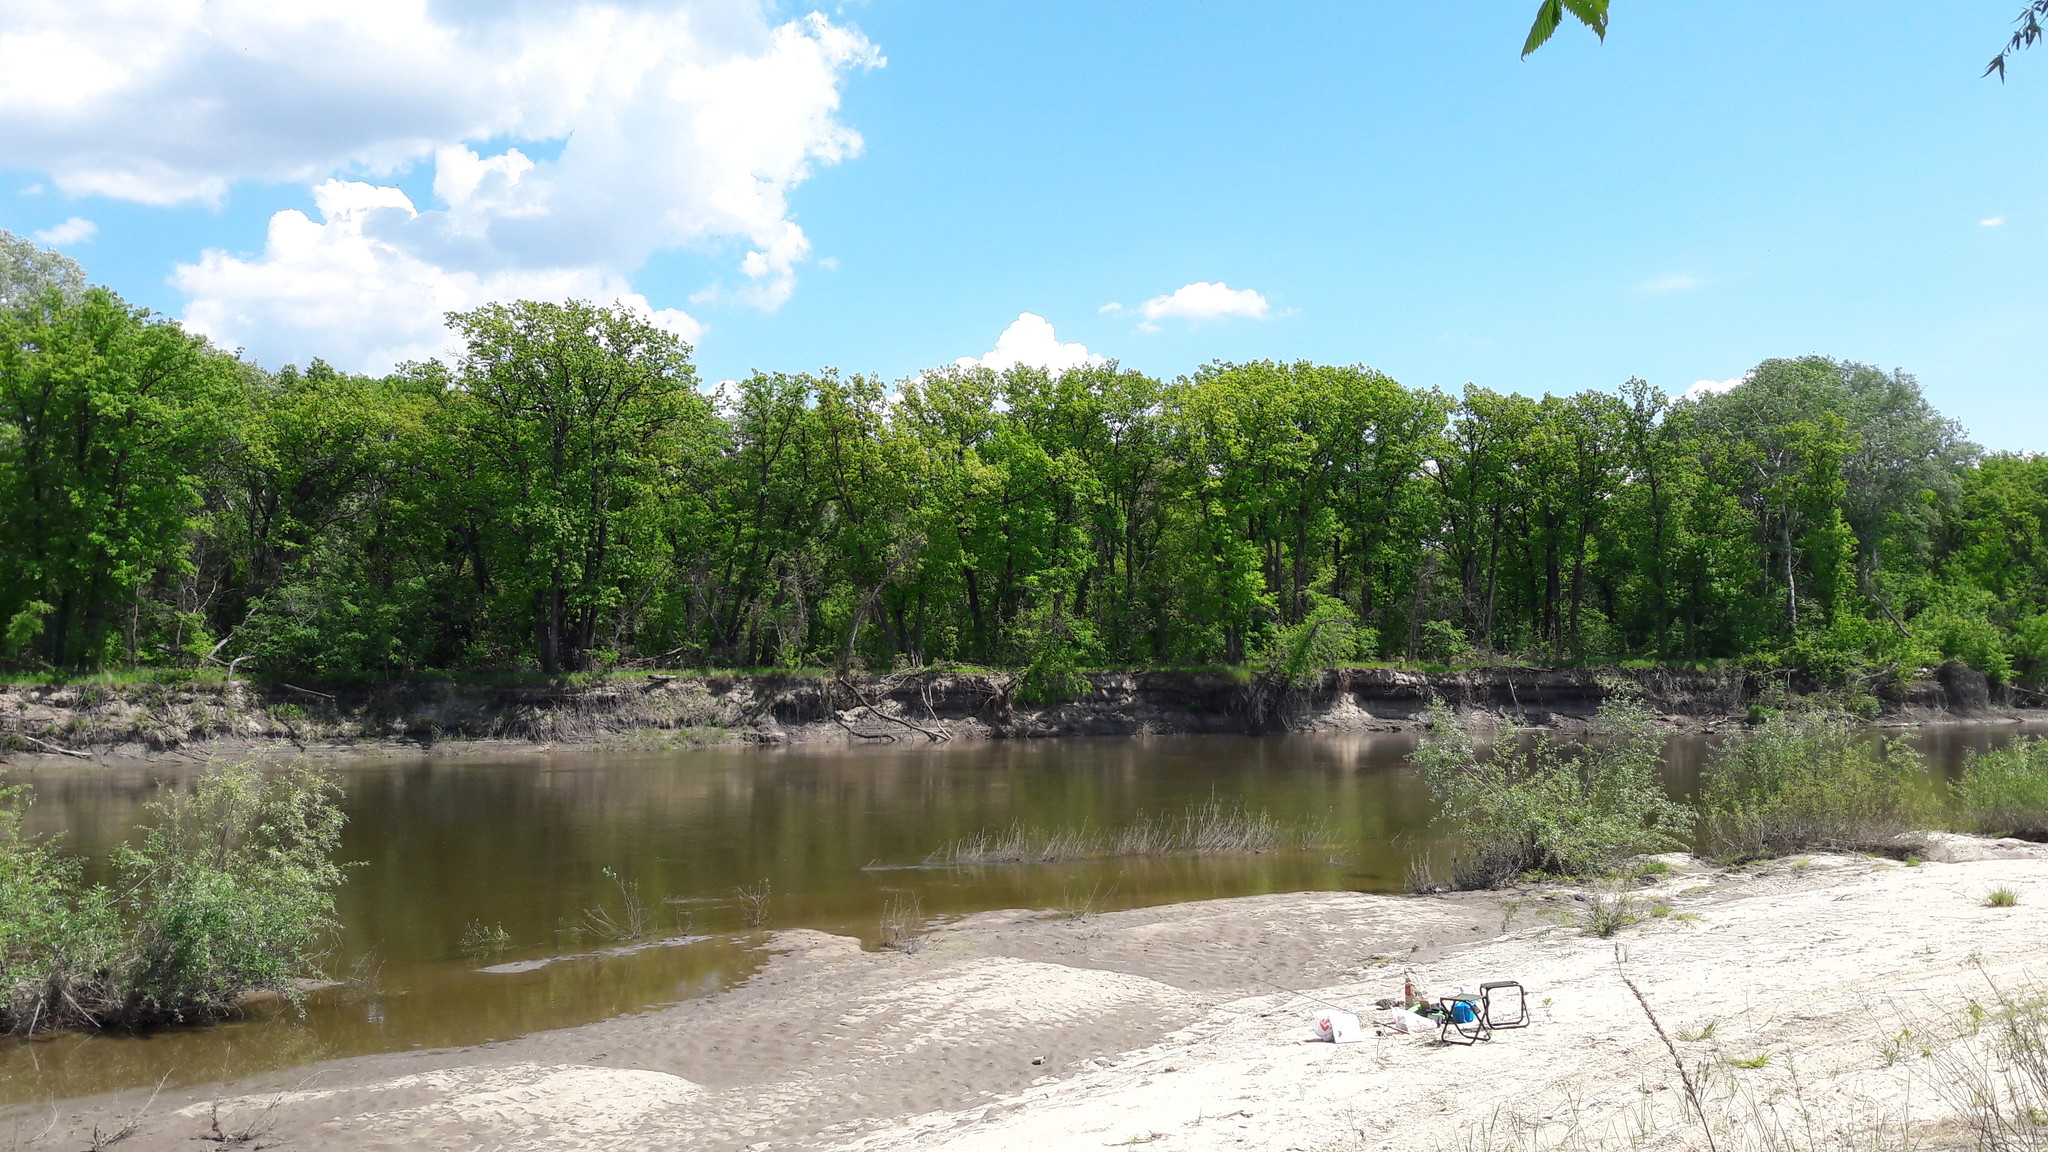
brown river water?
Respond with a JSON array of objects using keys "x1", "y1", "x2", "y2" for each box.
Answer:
[{"x1": 0, "y1": 725, "x2": 2037, "y2": 1104}]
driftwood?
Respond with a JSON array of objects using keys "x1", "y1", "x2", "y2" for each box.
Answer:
[
  {"x1": 276, "y1": 682, "x2": 335, "y2": 700},
  {"x1": 7, "y1": 732, "x2": 91, "y2": 759},
  {"x1": 833, "y1": 677, "x2": 952, "y2": 742}
]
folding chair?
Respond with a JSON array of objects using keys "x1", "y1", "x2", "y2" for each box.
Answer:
[
  {"x1": 1436, "y1": 994, "x2": 1488, "y2": 1045},
  {"x1": 1480, "y1": 981, "x2": 1528, "y2": 1030},
  {"x1": 1436, "y1": 981, "x2": 1529, "y2": 1045}
]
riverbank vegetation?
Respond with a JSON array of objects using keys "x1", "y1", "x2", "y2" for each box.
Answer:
[
  {"x1": 1955, "y1": 736, "x2": 2048, "y2": 841},
  {"x1": 1411, "y1": 699, "x2": 1691, "y2": 887},
  {"x1": 1417, "y1": 700, "x2": 2048, "y2": 887},
  {"x1": 1697, "y1": 711, "x2": 1935, "y2": 859},
  {"x1": 4, "y1": 234, "x2": 2044, "y2": 698},
  {"x1": 0, "y1": 760, "x2": 345, "y2": 1035}
]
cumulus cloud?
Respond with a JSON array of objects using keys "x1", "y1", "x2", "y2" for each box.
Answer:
[
  {"x1": 1683, "y1": 377, "x2": 1743, "y2": 401},
  {"x1": 32, "y1": 217, "x2": 95, "y2": 245},
  {"x1": 1109, "y1": 281, "x2": 1270, "y2": 329},
  {"x1": 1638, "y1": 273, "x2": 1701, "y2": 295},
  {"x1": 176, "y1": 180, "x2": 701, "y2": 368},
  {"x1": 956, "y1": 313, "x2": 1104, "y2": 375},
  {"x1": 1982, "y1": 216, "x2": 2007, "y2": 227},
  {"x1": 0, "y1": 1, "x2": 880, "y2": 370}
]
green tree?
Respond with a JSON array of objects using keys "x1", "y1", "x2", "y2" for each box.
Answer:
[
  {"x1": 446, "y1": 300, "x2": 715, "y2": 673},
  {"x1": 0, "y1": 288, "x2": 242, "y2": 669},
  {"x1": 210, "y1": 362, "x2": 449, "y2": 674},
  {"x1": 0, "y1": 229, "x2": 86, "y2": 313}
]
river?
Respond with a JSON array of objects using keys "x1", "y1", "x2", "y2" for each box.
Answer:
[{"x1": 0, "y1": 724, "x2": 2037, "y2": 1102}]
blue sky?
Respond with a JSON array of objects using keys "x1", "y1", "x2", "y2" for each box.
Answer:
[{"x1": 3, "y1": 2, "x2": 2046, "y2": 448}]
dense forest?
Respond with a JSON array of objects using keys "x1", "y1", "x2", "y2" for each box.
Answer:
[{"x1": 2, "y1": 231, "x2": 2042, "y2": 692}]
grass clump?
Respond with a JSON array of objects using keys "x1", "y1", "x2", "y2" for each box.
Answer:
[
  {"x1": 1923, "y1": 979, "x2": 2048, "y2": 1147},
  {"x1": 581, "y1": 867, "x2": 652, "y2": 940},
  {"x1": 877, "y1": 892, "x2": 923, "y2": 953},
  {"x1": 0, "y1": 760, "x2": 346, "y2": 1036},
  {"x1": 1955, "y1": 735, "x2": 2048, "y2": 841},
  {"x1": 1986, "y1": 885, "x2": 2021, "y2": 908},
  {"x1": 458, "y1": 921, "x2": 512, "y2": 959},
  {"x1": 930, "y1": 799, "x2": 1329, "y2": 866},
  {"x1": 1579, "y1": 887, "x2": 1643, "y2": 937},
  {"x1": 1676, "y1": 1019, "x2": 1718, "y2": 1042},
  {"x1": 735, "y1": 879, "x2": 772, "y2": 928},
  {"x1": 1409, "y1": 698, "x2": 1691, "y2": 889},
  {"x1": 1696, "y1": 707, "x2": 1932, "y2": 861}
]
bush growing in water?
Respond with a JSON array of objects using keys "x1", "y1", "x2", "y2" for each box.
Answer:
[
  {"x1": 1696, "y1": 709, "x2": 1931, "y2": 860},
  {"x1": 1954, "y1": 735, "x2": 2048, "y2": 841},
  {"x1": 0, "y1": 761, "x2": 346, "y2": 1035},
  {"x1": 1410, "y1": 698, "x2": 1691, "y2": 888}
]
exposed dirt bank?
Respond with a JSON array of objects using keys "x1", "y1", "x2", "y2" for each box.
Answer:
[
  {"x1": 0, "y1": 660, "x2": 2029, "y2": 764},
  {"x1": 17, "y1": 834, "x2": 2048, "y2": 1150}
]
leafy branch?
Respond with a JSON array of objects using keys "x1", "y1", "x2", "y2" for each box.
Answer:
[{"x1": 1522, "y1": 0, "x2": 1607, "y2": 59}]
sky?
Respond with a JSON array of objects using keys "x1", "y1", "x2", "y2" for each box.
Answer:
[{"x1": 2, "y1": 1, "x2": 2046, "y2": 448}]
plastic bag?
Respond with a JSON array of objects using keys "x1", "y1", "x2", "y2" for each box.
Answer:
[
  {"x1": 1310, "y1": 1010, "x2": 1365, "y2": 1043},
  {"x1": 1385, "y1": 1009, "x2": 1435, "y2": 1034}
]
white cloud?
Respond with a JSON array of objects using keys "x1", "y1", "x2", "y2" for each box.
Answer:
[
  {"x1": 1682, "y1": 377, "x2": 1743, "y2": 401},
  {"x1": 0, "y1": 2, "x2": 879, "y2": 371},
  {"x1": 176, "y1": 180, "x2": 701, "y2": 369},
  {"x1": 956, "y1": 313, "x2": 1104, "y2": 375},
  {"x1": 1124, "y1": 281, "x2": 1270, "y2": 329},
  {"x1": 1982, "y1": 216, "x2": 2007, "y2": 227},
  {"x1": 32, "y1": 217, "x2": 95, "y2": 245},
  {"x1": 1638, "y1": 273, "x2": 1701, "y2": 295}
]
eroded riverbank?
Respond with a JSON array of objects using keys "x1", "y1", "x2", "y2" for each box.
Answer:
[{"x1": 0, "y1": 660, "x2": 2028, "y2": 764}]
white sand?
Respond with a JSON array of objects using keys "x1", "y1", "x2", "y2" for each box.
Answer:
[{"x1": 24, "y1": 836, "x2": 2048, "y2": 1151}]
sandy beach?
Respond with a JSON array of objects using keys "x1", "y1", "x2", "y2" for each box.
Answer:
[{"x1": 14, "y1": 834, "x2": 2048, "y2": 1151}]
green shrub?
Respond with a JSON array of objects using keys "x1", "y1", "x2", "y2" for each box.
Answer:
[
  {"x1": 1409, "y1": 698, "x2": 1692, "y2": 888},
  {"x1": 0, "y1": 787, "x2": 121, "y2": 1034},
  {"x1": 1955, "y1": 736, "x2": 2048, "y2": 841},
  {"x1": 1011, "y1": 598, "x2": 1100, "y2": 706},
  {"x1": 1912, "y1": 586, "x2": 2014, "y2": 683},
  {"x1": 1698, "y1": 708, "x2": 1932, "y2": 860},
  {"x1": 1417, "y1": 620, "x2": 1475, "y2": 665},
  {"x1": 1259, "y1": 594, "x2": 1368, "y2": 688},
  {"x1": 2011, "y1": 614, "x2": 2048, "y2": 679},
  {"x1": 0, "y1": 761, "x2": 347, "y2": 1035}
]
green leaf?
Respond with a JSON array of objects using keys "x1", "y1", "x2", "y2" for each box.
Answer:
[
  {"x1": 1524, "y1": 0, "x2": 1607, "y2": 57},
  {"x1": 1521, "y1": 0, "x2": 1565, "y2": 58},
  {"x1": 1563, "y1": 0, "x2": 1608, "y2": 41}
]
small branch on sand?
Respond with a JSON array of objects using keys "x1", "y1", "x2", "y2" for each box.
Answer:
[{"x1": 1616, "y1": 944, "x2": 1719, "y2": 1152}]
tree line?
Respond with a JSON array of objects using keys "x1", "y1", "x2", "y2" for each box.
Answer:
[{"x1": 1, "y1": 232, "x2": 2040, "y2": 691}]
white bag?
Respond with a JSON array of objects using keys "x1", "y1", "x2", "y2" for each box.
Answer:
[
  {"x1": 1310, "y1": 1010, "x2": 1365, "y2": 1043},
  {"x1": 1385, "y1": 1009, "x2": 1434, "y2": 1034}
]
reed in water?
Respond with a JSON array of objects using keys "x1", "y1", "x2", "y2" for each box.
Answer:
[{"x1": 929, "y1": 799, "x2": 1331, "y2": 865}]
